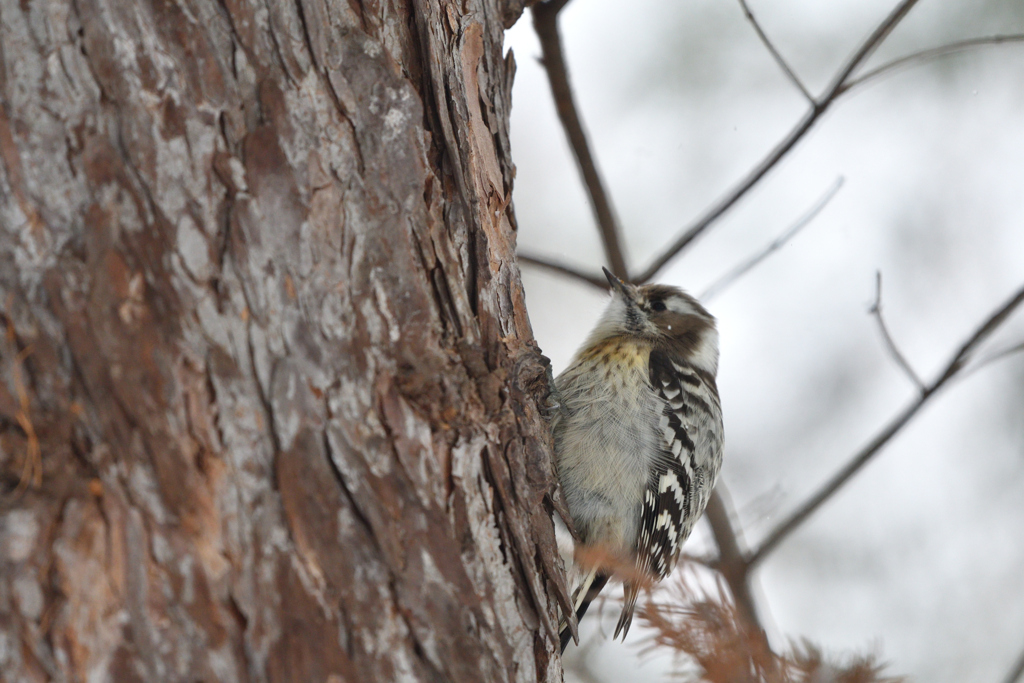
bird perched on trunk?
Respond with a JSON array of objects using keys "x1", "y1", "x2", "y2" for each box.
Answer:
[{"x1": 552, "y1": 268, "x2": 724, "y2": 652}]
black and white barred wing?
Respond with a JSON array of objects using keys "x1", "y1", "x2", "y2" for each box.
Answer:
[{"x1": 616, "y1": 349, "x2": 724, "y2": 638}]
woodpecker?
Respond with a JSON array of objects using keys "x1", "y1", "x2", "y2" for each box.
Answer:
[{"x1": 553, "y1": 268, "x2": 724, "y2": 652}]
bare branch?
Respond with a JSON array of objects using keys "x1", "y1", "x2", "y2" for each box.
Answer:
[
  {"x1": 841, "y1": 34, "x2": 1024, "y2": 94},
  {"x1": 748, "y1": 280, "x2": 1024, "y2": 567},
  {"x1": 869, "y1": 271, "x2": 926, "y2": 393},
  {"x1": 636, "y1": 0, "x2": 921, "y2": 283},
  {"x1": 1002, "y1": 643, "x2": 1024, "y2": 683},
  {"x1": 518, "y1": 253, "x2": 609, "y2": 290},
  {"x1": 738, "y1": 0, "x2": 813, "y2": 103},
  {"x1": 705, "y1": 487, "x2": 765, "y2": 637},
  {"x1": 532, "y1": 0, "x2": 629, "y2": 279},
  {"x1": 700, "y1": 177, "x2": 844, "y2": 301}
]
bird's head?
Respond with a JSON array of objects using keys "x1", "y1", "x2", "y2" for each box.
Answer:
[{"x1": 590, "y1": 268, "x2": 719, "y2": 373}]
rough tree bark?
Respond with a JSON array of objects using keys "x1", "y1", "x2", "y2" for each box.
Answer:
[{"x1": 0, "y1": 0, "x2": 570, "y2": 681}]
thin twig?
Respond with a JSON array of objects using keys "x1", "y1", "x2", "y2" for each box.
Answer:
[
  {"x1": 738, "y1": 0, "x2": 814, "y2": 103},
  {"x1": 933, "y1": 285, "x2": 1024, "y2": 386},
  {"x1": 841, "y1": 34, "x2": 1024, "y2": 94},
  {"x1": 869, "y1": 271, "x2": 926, "y2": 393},
  {"x1": 748, "y1": 281, "x2": 1024, "y2": 567},
  {"x1": 518, "y1": 253, "x2": 609, "y2": 290},
  {"x1": 532, "y1": 0, "x2": 629, "y2": 279},
  {"x1": 636, "y1": 0, "x2": 921, "y2": 283},
  {"x1": 1002, "y1": 642, "x2": 1024, "y2": 683},
  {"x1": 966, "y1": 341, "x2": 1024, "y2": 379},
  {"x1": 700, "y1": 177, "x2": 844, "y2": 302}
]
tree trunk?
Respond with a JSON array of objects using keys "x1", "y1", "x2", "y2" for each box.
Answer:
[{"x1": 0, "y1": 0, "x2": 569, "y2": 681}]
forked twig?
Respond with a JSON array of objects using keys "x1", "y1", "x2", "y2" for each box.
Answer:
[
  {"x1": 933, "y1": 285, "x2": 1024, "y2": 386},
  {"x1": 636, "y1": 0, "x2": 922, "y2": 283},
  {"x1": 869, "y1": 271, "x2": 926, "y2": 393},
  {"x1": 748, "y1": 281, "x2": 1024, "y2": 567},
  {"x1": 738, "y1": 0, "x2": 813, "y2": 103},
  {"x1": 523, "y1": 5, "x2": 1023, "y2": 296}
]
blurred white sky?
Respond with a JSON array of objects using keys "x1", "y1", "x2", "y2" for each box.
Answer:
[{"x1": 504, "y1": 1, "x2": 1024, "y2": 680}]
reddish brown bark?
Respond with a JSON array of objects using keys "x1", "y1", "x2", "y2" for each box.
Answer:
[{"x1": 0, "y1": 0, "x2": 569, "y2": 681}]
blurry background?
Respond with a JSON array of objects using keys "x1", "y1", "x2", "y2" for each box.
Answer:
[{"x1": 504, "y1": 0, "x2": 1024, "y2": 680}]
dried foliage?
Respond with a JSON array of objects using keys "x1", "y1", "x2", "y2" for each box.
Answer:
[{"x1": 636, "y1": 570, "x2": 903, "y2": 683}]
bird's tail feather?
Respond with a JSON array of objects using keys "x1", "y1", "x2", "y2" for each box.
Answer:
[{"x1": 613, "y1": 582, "x2": 640, "y2": 640}]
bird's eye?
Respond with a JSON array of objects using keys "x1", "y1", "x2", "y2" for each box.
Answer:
[{"x1": 650, "y1": 300, "x2": 667, "y2": 312}]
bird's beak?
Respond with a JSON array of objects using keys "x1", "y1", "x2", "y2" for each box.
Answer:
[{"x1": 603, "y1": 267, "x2": 634, "y2": 301}]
